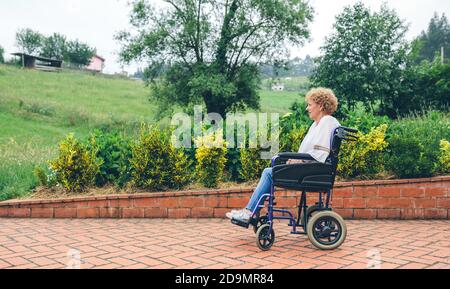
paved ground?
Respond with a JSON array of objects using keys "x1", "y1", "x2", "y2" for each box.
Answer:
[{"x1": 0, "y1": 219, "x2": 448, "y2": 269}]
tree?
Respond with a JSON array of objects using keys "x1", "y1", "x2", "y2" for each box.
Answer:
[
  {"x1": 310, "y1": 2, "x2": 410, "y2": 118},
  {"x1": 65, "y1": 40, "x2": 96, "y2": 67},
  {"x1": 414, "y1": 13, "x2": 450, "y2": 63},
  {"x1": 116, "y1": 0, "x2": 314, "y2": 117},
  {"x1": 41, "y1": 33, "x2": 67, "y2": 60},
  {"x1": 15, "y1": 28, "x2": 43, "y2": 55},
  {"x1": 0, "y1": 45, "x2": 4, "y2": 63},
  {"x1": 398, "y1": 59, "x2": 450, "y2": 114}
]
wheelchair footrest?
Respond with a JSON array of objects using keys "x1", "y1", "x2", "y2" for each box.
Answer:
[{"x1": 231, "y1": 218, "x2": 250, "y2": 229}]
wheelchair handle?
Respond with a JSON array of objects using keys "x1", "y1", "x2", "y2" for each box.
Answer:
[
  {"x1": 340, "y1": 126, "x2": 358, "y2": 133},
  {"x1": 337, "y1": 126, "x2": 359, "y2": 142}
]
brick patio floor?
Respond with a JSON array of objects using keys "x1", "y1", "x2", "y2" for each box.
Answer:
[{"x1": 0, "y1": 219, "x2": 448, "y2": 269}]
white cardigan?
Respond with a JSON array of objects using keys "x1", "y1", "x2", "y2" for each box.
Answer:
[{"x1": 298, "y1": 115, "x2": 340, "y2": 163}]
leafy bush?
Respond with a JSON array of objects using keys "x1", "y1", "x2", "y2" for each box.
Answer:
[
  {"x1": 195, "y1": 130, "x2": 227, "y2": 188},
  {"x1": 279, "y1": 101, "x2": 311, "y2": 153},
  {"x1": 34, "y1": 166, "x2": 57, "y2": 188},
  {"x1": 280, "y1": 101, "x2": 312, "y2": 134},
  {"x1": 130, "y1": 124, "x2": 192, "y2": 190},
  {"x1": 49, "y1": 134, "x2": 102, "y2": 192},
  {"x1": 385, "y1": 136, "x2": 435, "y2": 178},
  {"x1": 385, "y1": 110, "x2": 449, "y2": 178},
  {"x1": 280, "y1": 126, "x2": 308, "y2": 153},
  {"x1": 225, "y1": 147, "x2": 242, "y2": 182},
  {"x1": 89, "y1": 131, "x2": 132, "y2": 187},
  {"x1": 338, "y1": 124, "x2": 389, "y2": 179},
  {"x1": 435, "y1": 140, "x2": 450, "y2": 174},
  {"x1": 239, "y1": 144, "x2": 271, "y2": 181},
  {"x1": 341, "y1": 109, "x2": 392, "y2": 134}
]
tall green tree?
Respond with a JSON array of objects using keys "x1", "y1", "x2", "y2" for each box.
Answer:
[
  {"x1": 116, "y1": 0, "x2": 314, "y2": 117},
  {"x1": 15, "y1": 28, "x2": 43, "y2": 55},
  {"x1": 0, "y1": 45, "x2": 4, "y2": 63},
  {"x1": 310, "y1": 2, "x2": 410, "y2": 118},
  {"x1": 41, "y1": 33, "x2": 67, "y2": 60},
  {"x1": 414, "y1": 13, "x2": 450, "y2": 63},
  {"x1": 65, "y1": 40, "x2": 96, "y2": 67}
]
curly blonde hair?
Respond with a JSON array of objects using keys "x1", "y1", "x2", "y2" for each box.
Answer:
[{"x1": 305, "y1": 88, "x2": 338, "y2": 115}]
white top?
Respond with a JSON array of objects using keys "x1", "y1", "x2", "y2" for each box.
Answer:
[{"x1": 298, "y1": 115, "x2": 340, "y2": 163}]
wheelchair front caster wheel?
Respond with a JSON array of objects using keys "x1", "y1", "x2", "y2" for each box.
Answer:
[
  {"x1": 253, "y1": 215, "x2": 268, "y2": 234},
  {"x1": 307, "y1": 211, "x2": 347, "y2": 250},
  {"x1": 256, "y1": 224, "x2": 275, "y2": 251}
]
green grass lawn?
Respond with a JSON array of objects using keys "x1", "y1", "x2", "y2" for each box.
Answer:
[{"x1": 0, "y1": 64, "x2": 308, "y2": 200}]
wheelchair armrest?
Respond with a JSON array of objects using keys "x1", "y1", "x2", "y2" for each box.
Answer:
[
  {"x1": 272, "y1": 153, "x2": 317, "y2": 167},
  {"x1": 277, "y1": 153, "x2": 316, "y2": 161}
]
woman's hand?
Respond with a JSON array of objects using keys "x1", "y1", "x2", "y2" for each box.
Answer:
[{"x1": 287, "y1": 159, "x2": 304, "y2": 165}]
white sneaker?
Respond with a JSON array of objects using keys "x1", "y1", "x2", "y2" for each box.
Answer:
[
  {"x1": 228, "y1": 209, "x2": 252, "y2": 223},
  {"x1": 226, "y1": 209, "x2": 245, "y2": 219}
]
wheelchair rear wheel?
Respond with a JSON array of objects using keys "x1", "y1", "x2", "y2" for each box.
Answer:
[
  {"x1": 299, "y1": 204, "x2": 321, "y2": 226},
  {"x1": 307, "y1": 211, "x2": 347, "y2": 250},
  {"x1": 256, "y1": 224, "x2": 275, "y2": 251}
]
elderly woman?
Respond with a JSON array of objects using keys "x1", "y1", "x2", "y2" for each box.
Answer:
[{"x1": 226, "y1": 87, "x2": 340, "y2": 223}]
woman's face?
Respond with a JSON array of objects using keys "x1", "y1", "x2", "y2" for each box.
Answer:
[{"x1": 306, "y1": 99, "x2": 323, "y2": 121}]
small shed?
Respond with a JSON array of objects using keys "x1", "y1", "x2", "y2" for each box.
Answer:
[
  {"x1": 86, "y1": 55, "x2": 105, "y2": 72},
  {"x1": 11, "y1": 53, "x2": 62, "y2": 72}
]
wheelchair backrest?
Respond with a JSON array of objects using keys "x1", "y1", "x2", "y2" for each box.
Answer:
[{"x1": 326, "y1": 126, "x2": 359, "y2": 185}]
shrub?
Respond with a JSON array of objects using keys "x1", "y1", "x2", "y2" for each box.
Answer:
[
  {"x1": 337, "y1": 124, "x2": 389, "y2": 179},
  {"x1": 341, "y1": 109, "x2": 392, "y2": 134},
  {"x1": 130, "y1": 124, "x2": 192, "y2": 190},
  {"x1": 280, "y1": 126, "x2": 308, "y2": 152},
  {"x1": 49, "y1": 134, "x2": 102, "y2": 192},
  {"x1": 33, "y1": 166, "x2": 57, "y2": 188},
  {"x1": 435, "y1": 139, "x2": 450, "y2": 174},
  {"x1": 239, "y1": 143, "x2": 271, "y2": 181},
  {"x1": 385, "y1": 135, "x2": 435, "y2": 179},
  {"x1": 387, "y1": 110, "x2": 449, "y2": 149},
  {"x1": 280, "y1": 101, "x2": 312, "y2": 133},
  {"x1": 89, "y1": 131, "x2": 132, "y2": 187},
  {"x1": 195, "y1": 130, "x2": 227, "y2": 188},
  {"x1": 225, "y1": 147, "x2": 242, "y2": 182},
  {"x1": 385, "y1": 110, "x2": 449, "y2": 178},
  {"x1": 278, "y1": 101, "x2": 311, "y2": 154}
]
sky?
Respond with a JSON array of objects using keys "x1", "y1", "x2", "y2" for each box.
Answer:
[{"x1": 0, "y1": 0, "x2": 449, "y2": 74}]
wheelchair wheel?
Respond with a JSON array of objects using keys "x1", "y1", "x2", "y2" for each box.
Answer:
[
  {"x1": 307, "y1": 211, "x2": 347, "y2": 250},
  {"x1": 253, "y1": 215, "x2": 268, "y2": 233},
  {"x1": 299, "y1": 204, "x2": 321, "y2": 226},
  {"x1": 256, "y1": 224, "x2": 275, "y2": 251}
]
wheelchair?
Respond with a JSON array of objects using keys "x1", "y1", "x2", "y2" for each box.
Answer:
[{"x1": 231, "y1": 126, "x2": 358, "y2": 251}]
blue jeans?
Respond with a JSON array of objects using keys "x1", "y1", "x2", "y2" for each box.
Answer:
[{"x1": 246, "y1": 167, "x2": 273, "y2": 212}]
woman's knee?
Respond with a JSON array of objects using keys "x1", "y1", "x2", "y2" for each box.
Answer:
[{"x1": 263, "y1": 167, "x2": 272, "y2": 176}]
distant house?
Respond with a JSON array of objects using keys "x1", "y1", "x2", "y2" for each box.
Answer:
[
  {"x1": 271, "y1": 83, "x2": 285, "y2": 91},
  {"x1": 86, "y1": 55, "x2": 105, "y2": 72}
]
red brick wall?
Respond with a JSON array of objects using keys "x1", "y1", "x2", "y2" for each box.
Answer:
[{"x1": 0, "y1": 176, "x2": 448, "y2": 219}]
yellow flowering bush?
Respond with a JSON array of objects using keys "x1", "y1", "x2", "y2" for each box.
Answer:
[
  {"x1": 337, "y1": 124, "x2": 388, "y2": 179},
  {"x1": 130, "y1": 124, "x2": 192, "y2": 190},
  {"x1": 195, "y1": 130, "x2": 227, "y2": 188},
  {"x1": 280, "y1": 126, "x2": 308, "y2": 152},
  {"x1": 49, "y1": 134, "x2": 102, "y2": 192},
  {"x1": 239, "y1": 141, "x2": 271, "y2": 181},
  {"x1": 435, "y1": 139, "x2": 450, "y2": 174}
]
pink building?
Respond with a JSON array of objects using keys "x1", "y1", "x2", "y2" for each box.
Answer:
[{"x1": 86, "y1": 55, "x2": 105, "y2": 72}]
